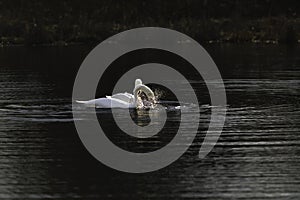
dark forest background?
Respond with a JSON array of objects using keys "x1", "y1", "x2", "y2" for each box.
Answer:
[{"x1": 0, "y1": 0, "x2": 300, "y2": 46}]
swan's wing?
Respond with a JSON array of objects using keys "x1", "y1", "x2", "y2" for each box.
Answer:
[
  {"x1": 111, "y1": 92, "x2": 134, "y2": 103},
  {"x1": 76, "y1": 98, "x2": 101, "y2": 107},
  {"x1": 76, "y1": 100, "x2": 89, "y2": 104},
  {"x1": 112, "y1": 92, "x2": 134, "y2": 98},
  {"x1": 76, "y1": 97, "x2": 133, "y2": 108}
]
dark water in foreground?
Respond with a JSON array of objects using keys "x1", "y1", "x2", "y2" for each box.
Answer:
[{"x1": 0, "y1": 44, "x2": 299, "y2": 199}]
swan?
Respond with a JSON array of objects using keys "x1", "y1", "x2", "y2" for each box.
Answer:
[{"x1": 76, "y1": 79, "x2": 155, "y2": 109}]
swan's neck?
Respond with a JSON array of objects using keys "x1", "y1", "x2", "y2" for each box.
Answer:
[{"x1": 134, "y1": 90, "x2": 138, "y2": 103}]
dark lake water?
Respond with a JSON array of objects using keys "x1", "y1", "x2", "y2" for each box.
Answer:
[{"x1": 0, "y1": 44, "x2": 299, "y2": 199}]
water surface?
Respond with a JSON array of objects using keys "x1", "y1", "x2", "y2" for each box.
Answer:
[{"x1": 0, "y1": 44, "x2": 299, "y2": 199}]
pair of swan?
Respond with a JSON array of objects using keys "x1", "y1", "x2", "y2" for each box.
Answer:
[{"x1": 76, "y1": 79, "x2": 156, "y2": 109}]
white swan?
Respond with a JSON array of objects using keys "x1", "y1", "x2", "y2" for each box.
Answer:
[{"x1": 76, "y1": 79, "x2": 155, "y2": 109}]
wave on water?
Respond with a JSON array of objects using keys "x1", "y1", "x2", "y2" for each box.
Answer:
[{"x1": 0, "y1": 101, "x2": 220, "y2": 123}]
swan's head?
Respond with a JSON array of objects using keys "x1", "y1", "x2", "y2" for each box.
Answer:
[
  {"x1": 135, "y1": 79, "x2": 142, "y2": 87},
  {"x1": 133, "y1": 80, "x2": 156, "y2": 109}
]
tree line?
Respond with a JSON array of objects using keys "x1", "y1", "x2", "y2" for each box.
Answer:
[{"x1": 0, "y1": 0, "x2": 299, "y2": 45}]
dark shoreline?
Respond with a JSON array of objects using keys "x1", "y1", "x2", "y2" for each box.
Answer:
[
  {"x1": 1, "y1": 39, "x2": 299, "y2": 48},
  {"x1": 1, "y1": 1, "x2": 300, "y2": 46}
]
